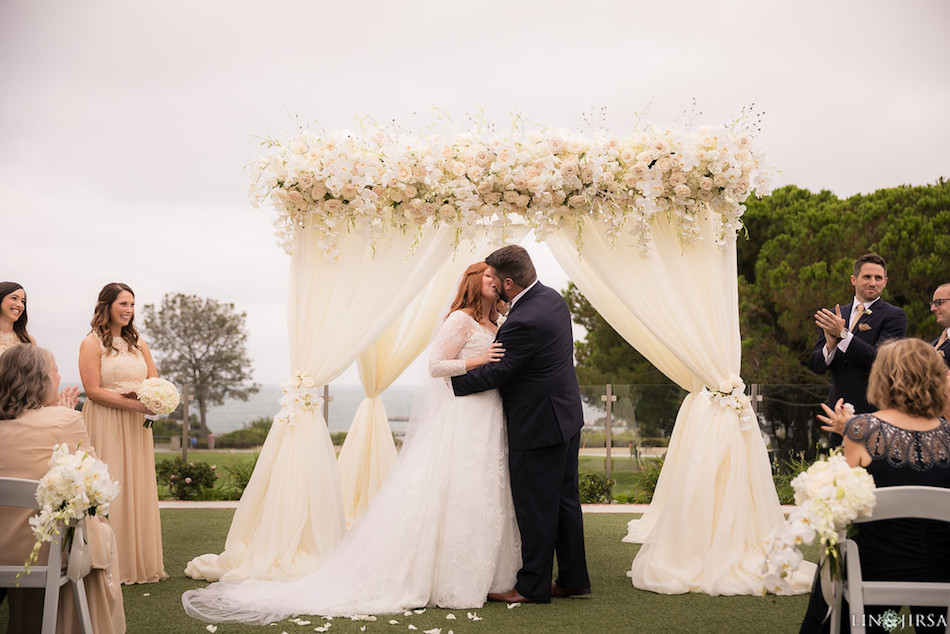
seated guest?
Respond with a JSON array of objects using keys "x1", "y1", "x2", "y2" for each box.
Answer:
[
  {"x1": 801, "y1": 338, "x2": 950, "y2": 633},
  {"x1": 0, "y1": 343, "x2": 126, "y2": 634}
]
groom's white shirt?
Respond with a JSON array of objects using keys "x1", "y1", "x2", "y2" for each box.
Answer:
[{"x1": 509, "y1": 280, "x2": 539, "y2": 310}]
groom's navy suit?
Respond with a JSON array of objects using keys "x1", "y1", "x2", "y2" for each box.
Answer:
[
  {"x1": 809, "y1": 299, "x2": 906, "y2": 446},
  {"x1": 452, "y1": 282, "x2": 590, "y2": 602}
]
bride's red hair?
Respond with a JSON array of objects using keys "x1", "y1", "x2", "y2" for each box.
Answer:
[{"x1": 447, "y1": 262, "x2": 490, "y2": 324}]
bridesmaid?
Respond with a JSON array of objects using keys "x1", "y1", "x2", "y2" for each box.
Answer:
[
  {"x1": 0, "y1": 281, "x2": 35, "y2": 354},
  {"x1": 78, "y1": 282, "x2": 168, "y2": 584}
]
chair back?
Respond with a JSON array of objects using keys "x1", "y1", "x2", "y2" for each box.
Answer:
[
  {"x1": 0, "y1": 477, "x2": 42, "y2": 510},
  {"x1": 830, "y1": 485, "x2": 950, "y2": 634},
  {"x1": 853, "y1": 485, "x2": 950, "y2": 524},
  {"x1": 0, "y1": 476, "x2": 92, "y2": 634}
]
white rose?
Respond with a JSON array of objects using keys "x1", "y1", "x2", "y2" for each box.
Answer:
[
  {"x1": 673, "y1": 185, "x2": 693, "y2": 198},
  {"x1": 560, "y1": 162, "x2": 579, "y2": 179},
  {"x1": 340, "y1": 184, "x2": 359, "y2": 200},
  {"x1": 567, "y1": 195, "x2": 587, "y2": 208}
]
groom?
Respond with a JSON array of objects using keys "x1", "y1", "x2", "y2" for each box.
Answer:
[{"x1": 452, "y1": 245, "x2": 591, "y2": 604}]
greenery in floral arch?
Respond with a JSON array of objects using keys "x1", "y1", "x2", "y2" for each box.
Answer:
[{"x1": 248, "y1": 114, "x2": 773, "y2": 258}]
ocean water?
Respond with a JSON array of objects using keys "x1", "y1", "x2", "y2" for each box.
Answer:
[
  {"x1": 204, "y1": 384, "x2": 607, "y2": 436},
  {"x1": 203, "y1": 384, "x2": 416, "y2": 435}
]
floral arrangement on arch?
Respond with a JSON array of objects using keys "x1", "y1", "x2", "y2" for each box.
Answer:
[
  {"x1": 248, "y1": 116, "x2": 773, "y2": 258},
  {"x1": 761, "y1": 451, "x2": 876, "y2": 595}
]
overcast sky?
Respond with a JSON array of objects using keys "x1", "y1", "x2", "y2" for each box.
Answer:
[{"x1": 2, "y1": 0, "x2": 948, "y2": 386}]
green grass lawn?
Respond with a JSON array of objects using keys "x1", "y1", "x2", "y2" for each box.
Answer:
[{"x1": 2, "y1": 510, "x2": 820, "y2": 633}]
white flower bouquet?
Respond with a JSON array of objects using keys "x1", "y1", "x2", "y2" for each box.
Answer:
[
  {"x1": 762, "y1": 451, "x2": 876, "y2": 595},
  {"x1": 21, "y1": 443, "x2": 120, "y2": 578},
  {"x1": 136, "y1": 377, "x2": 181, "y2": 428}
]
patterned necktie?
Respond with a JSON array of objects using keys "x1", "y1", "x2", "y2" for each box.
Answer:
[
  {"x1": 937, "y1": 330, "x2": 948, "y2": 349},
  {"x1": 850, "y1": 303, "x2": 865, "y2": 332}
]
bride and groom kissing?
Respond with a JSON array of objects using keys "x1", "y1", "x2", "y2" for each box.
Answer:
[{"x1": 183, "y1": 245, "x2": 590, "y2": 623}]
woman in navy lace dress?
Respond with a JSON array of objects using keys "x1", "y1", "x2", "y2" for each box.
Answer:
[{"x1": 801, "y1": 338, "x2": 950, "y2": 633}]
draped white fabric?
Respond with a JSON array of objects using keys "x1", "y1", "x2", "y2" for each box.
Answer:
[
  {"x1": 545, "y1": 212, "x2": 814, "y2": 595},
  {"x1": 339, "y1": 249, "x2": 481, "y2": 526},
  {"x1": 184, "y1": 224, "x2": 459, "y2": 582}
]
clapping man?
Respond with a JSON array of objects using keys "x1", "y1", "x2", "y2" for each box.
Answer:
[
  {"x1": 931, "y1": 283, "x2": 950, "y2": 420},
  {"x1": 809, "y1": 253, "x2": 907, "y2": 446},
  {"x1": 931, "y1": 283, "x2": 950, "y2": 369}
]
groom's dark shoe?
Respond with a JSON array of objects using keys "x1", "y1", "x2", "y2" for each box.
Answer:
[
  {"x1": 551, "y1": 583, "x2": 591, "y2": 598},
  {"x1": 487, "y1": 588, "x2": 534, "y2": 604}
]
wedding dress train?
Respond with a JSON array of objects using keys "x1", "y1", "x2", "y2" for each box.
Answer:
[{"x1": 182, "y1": 311, "x2": 520, "y2": 624}]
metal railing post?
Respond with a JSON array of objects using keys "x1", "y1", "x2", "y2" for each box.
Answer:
[{"x1": 601, "y1": 384, "x2": 617, "y2": 482}]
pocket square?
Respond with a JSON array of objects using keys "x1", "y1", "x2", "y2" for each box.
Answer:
[{"x1": 858, "y1": 323, "x2": 872, "y2": 331}]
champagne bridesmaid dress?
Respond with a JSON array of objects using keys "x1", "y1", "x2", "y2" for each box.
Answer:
[{"x1": 83, "y1": 336, "x2": 167, "y2": 584}]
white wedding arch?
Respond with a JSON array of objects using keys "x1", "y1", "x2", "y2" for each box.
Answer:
[{"x1": 185, "y1": 120, "x2": 814, "y2": 595}]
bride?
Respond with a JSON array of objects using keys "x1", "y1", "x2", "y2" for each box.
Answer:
[{"x1": 183, "y1": 262, "x2": 521, "y2": 624}]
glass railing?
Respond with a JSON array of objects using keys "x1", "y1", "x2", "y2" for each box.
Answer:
[
  {"x1": 578, "y1": 383, "x2": 831, "y2": 462},
  {"x1": 153, "y1": 382, "x2": 832, "y2": 463}
]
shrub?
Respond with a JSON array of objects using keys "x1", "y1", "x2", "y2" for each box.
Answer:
[
  {"x1": 639, "y1": 437, "x2": 669, "y2": 447},
  {"x1": 772, "y1": 452, "x2": 811, "y2": 505},
  {"x1": 220, "y1": 454, "x2": 259, "y2": 499},
  {"x1": 155, "y1": 458, "x2": 217, "y2": 500},
  {"x1": 623, "y1": 457, "x2": 665, "y2": 504},
  {"x1": 579, "y1": 472, "x2": 614, "y2": 503},
  {"x1": 215, "y1": 417, "x2": 272, "y2": 449}
]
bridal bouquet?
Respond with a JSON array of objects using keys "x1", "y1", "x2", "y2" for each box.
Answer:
[
  {"x1": 761, "y1": 451, "x2": 876, "y2": 595},
  {"x1": 22, "y1": 443, "x2": 120, "y2": 578},
  {"x1": 136, "y1": 377, "x2": 181, "y2": 428}
]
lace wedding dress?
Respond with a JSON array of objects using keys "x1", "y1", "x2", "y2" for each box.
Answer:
[{"x1": 182, "y1": 311, "x2": 520, "y2": 624}]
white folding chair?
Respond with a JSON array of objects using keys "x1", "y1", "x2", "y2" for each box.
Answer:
[
  {"x1": 825, "y1": 485, "x2": 950, "y2": 634},
  {"x1": 0, "y1": 477, "x2": 94, "y2": 634}
]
